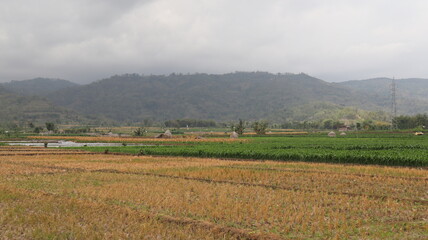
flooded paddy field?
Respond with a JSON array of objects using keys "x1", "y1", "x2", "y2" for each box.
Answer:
[{"x1": 1, "y1": 140, "x2": 151, "y2": 148}]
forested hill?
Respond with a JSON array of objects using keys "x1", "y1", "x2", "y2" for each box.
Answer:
[
  {"x1": 46, "y1": 72, "x2": 386, "y2": 122},
  {"x1": 337, "y1": 78, "x2": 428, "y2": 115},
  {"x1": 0, "y1": 85, "x2": 82, "y2": 125},
  {"x1": 3, "y1": 73, "x2": 428, "y2": 124},
  {"x1": 1, "y1": 78, "x2": 78, "y2": 96},
  {"x1": 0, "y1": 85, "x2": 6, "y2": 94}
]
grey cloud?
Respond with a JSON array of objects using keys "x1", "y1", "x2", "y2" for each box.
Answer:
[{"x1": 1, "y1": 0, "x2": 428, "y2": 83}]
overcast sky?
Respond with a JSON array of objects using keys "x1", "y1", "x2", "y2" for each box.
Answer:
[{"x1": 1, "y1": 0, "x2": 428, "y2": 83}]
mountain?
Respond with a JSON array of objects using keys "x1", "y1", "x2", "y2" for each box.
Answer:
[
  {"x1": 1, "y1": 78, "x2": 79, "y2": 96},
  {"x1": 46, "y1": 72, "x2": 390, "y2": 123},
  {"x1": 0, "y1": 85, "x2": 83, "y2": 126},
  {"x1": 4, "y1": 73, "x2": 428, "y2": 125},
  {"x1": 337, "y1": 78, "x2": 428, "y2": 115}
]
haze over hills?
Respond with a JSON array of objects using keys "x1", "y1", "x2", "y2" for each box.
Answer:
[
  {"x1": 2, "y1": 72, "x2": 428, "y2": 125},
  {"x1": 45, "y1": 72, "x2": 388, "y2": 123},
  {"x1": 337, "y1": 78, "x2": 428, "y2": 115},
  {"x1": 1, "y1": 78, "x2": 79, "y2": 96},
  {"x1": 0, "y1": 84, "x2": 83, "y2": 126},
  {"x1": 338, "y1": 78, "x2": 428, "y2": 101}
]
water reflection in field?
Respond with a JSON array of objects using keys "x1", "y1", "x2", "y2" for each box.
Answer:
[{"x1": 2, "y1": 141, "x2": 150, "y2": 147}]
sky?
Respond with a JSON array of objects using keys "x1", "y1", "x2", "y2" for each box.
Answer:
[{"x1": 1, "y1": 0, "x2": 428, "y2": 83}]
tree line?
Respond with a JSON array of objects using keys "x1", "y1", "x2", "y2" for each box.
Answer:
[{"x1": 393, "y1": 114, "x2": 428, "y2": 130}]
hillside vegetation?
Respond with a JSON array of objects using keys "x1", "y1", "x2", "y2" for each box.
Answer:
[
  {"x1": 1, "y1": 78, "x2": 78, "y2": 96},
  {"x1": 2, "y1": 73, "x2": 428, "y2": 125},
  {"x1": 46, "y1": 72, "x2": 389, "y2": 122},
  {"x1": 0, "y1": 85, "x2": 82, "y2": 126},
  {"x1": 338, "y1": 78, "x2": 428, "y2": 115}
]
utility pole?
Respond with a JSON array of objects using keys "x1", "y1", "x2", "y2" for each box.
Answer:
[{"x1": 391, "y1": 77, "x2": 397, "y2": 129}]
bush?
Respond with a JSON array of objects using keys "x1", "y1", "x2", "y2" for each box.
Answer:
[{"x1": 252, "y1": 121, "x2": 268, "y2": 135}]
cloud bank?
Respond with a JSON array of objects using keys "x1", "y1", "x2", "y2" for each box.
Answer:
[{"x1": 1, "y1": 0, "x2": 428, "y2": 83}]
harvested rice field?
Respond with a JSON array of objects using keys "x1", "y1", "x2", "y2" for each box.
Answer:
[{"x1": 0, "y1": 146, "x2": 427, "y2": 239}]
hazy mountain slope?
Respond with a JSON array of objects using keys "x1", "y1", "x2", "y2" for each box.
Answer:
[
  {"x1": 337, "y1": 78, "x2": 428, "y2": 115},
  {"x1": 2, "y1": 78, "x2": 79, "y2": 96},
  {"x1": 47, "y1": 72, "x2": 385, "y2": 122},
  {"x1": 339, "y1": 78, "x2": 428, "y2": 100},
  {"x1": 2, "y1": 73, "x2": 426, "y2": 124},
  {"x1": 0, "y1": 85, "x2": 82, "y2": 125}
]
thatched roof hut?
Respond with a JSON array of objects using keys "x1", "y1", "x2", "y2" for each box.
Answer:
[
  {"x1": 230, "y1": 131, "x2": 239, "y2": 139},
  {"x1": 155, "y1": 130, "x2": 173, "y2": 138},
  {"x1": 328, "y1": 131, "x2": 336, "y2": 137}
]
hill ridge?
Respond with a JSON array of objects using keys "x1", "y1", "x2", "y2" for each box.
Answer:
[
  {"x1": 46, "y1": 72, "x2": 388, "y2": 122},
  {"x1": 1, "y1": 78, "x2": 79, "y2": 96}
]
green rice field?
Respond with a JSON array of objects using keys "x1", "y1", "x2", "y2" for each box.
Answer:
[{"x1": 76, "y1": 134, "x2": 428, "y2": 167}]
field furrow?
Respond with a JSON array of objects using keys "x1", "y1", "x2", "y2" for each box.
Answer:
[
  {"x1": 223, "y1": 166, "x2": 428, "y2": 181},
  {"x1": 0, "y1": 146, "x2": 426, "y2": 239},
  {"x1": 0, "y1": 185, "x2": 251, "y2": 240}
]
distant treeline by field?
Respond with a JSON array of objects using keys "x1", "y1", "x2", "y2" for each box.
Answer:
[
  {"x1": 1, "y1": 114, "x2": 426, "y2": 137},
  {"x1": 392, "y1": 114, "x2": 428, "y2": 129}
]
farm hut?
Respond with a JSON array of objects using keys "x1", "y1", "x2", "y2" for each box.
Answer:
[
  {"x1": 155, "y1": 130, "x2": 173, "y2": 138},
  {"x1": 340, "y1": 132, "x2": 347, "y2": 136},
  {"x1": 328, "y1": 131, "x2": 336, "y2": 137},
  {"x1": 414, "y1": 132, "x2": 424, "y2": 136},
  {"x1": 230, "y1": 131, "x2": 239, "y2": 139},
  {"x1": 164, "y1": 130, "x2": 172, "y2": 137}
]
